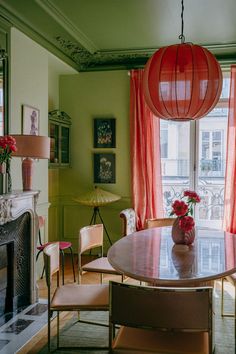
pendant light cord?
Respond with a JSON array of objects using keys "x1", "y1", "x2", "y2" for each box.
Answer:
[{"x1": 178, "y1": 0, "x2": 185, "y2": 43}]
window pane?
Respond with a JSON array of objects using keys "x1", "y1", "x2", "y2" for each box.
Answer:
[
  {"x1": 160, "y1": 120, "x2": 190, "y2": 216},
  {"x1": 197, "y1": 111, "x2": 228, "y2": 226}
]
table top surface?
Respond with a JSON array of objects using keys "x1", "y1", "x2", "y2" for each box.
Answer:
[{"x1": 107, "y1": 226, "x2": 236, "y2": 285}]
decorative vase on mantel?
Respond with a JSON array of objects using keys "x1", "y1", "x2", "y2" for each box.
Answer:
[
  {"x1": 0, "y1": 162, "x2": 8, "y2": 194},
  {"x1": 171, "y1": 217, "x2": 195, "y2": 245}
]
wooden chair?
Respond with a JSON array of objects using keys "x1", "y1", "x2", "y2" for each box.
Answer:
[
  {"x1": 78, "y1": 224, "x2": 124, "y2": 283},
  {"x1": 43, "y1": 242, "x2": 109, "y2": 352},
  {"x1": 119, "y1": 208, "x2": 137, "y2": 236},
  {"x1": 146, "y1": 217, "x2": 175, "y2": 229},
  {"x1": 221, "y1": 275, "x2": 236, "y2": 318},
  {"x1": 36, "y1": 216, "x2": 76, "y2": 284},
  {"x1": 109, "y1": 281, "x2": 214, "y2": 354}
]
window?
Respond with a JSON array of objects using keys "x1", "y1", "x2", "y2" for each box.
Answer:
[
  {"x1": 160, "y1": 123, "x2": 168, "y2": 158},
  {"x1": 160, "y1": 72, "x2": 230, "y2": 229},
  {"x1": 200, "y1": 130, "x2": 224, "y2": 175}
]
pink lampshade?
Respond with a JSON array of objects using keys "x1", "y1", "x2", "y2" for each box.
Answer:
[
  {"x1": 11, "y1": 135, "x2": 50, "y2": 159},
  {"x1": 11, "y1": 135, "x2": 50, "y2": 191}
]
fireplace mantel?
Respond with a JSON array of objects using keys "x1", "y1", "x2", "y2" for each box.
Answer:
[
  {"x1": 0, "y1": 190, "x2": 40, "y2": 305},
  {"x1": 0, "y1": 190, "x2": 39, "y2": 225}
]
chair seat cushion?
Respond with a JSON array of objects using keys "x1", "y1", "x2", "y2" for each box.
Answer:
[
  {"x1": 37, "y1": 241, "x2": 72, "y2": 251},
  {"x1": 51, "y1": 284, "x2": 109, "y2": 310},
  {"x1": 112, "y1": 326, "x2": 209, "y2": 354},
  {"x1": 82, "y1": 257, "x2": 123, "y2": 275}
]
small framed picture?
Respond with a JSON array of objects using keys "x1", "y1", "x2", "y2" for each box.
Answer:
[
  {"x1": 22, "y1": 104, "x2": 40, "y2": 135},
  {"x1": 93, "y1": 118, "x2": 116, "y2": 148},
  {"x1": 94, "y1": 153, "x2": 116, "y2": 184}
]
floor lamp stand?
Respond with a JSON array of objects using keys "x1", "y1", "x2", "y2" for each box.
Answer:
[{"x1": 89, "y1": 206, "x2": 112, "y2": 245}]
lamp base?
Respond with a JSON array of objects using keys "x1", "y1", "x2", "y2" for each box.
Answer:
[
  {"x1": 89, "y1": 206, "x2": 112, "y2": 245},
  {"x1": 22, "y1": 157, "x2": 33, "y2": 191}
]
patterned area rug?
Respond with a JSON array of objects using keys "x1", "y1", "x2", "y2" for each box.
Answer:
[{"x1": 39, "y1": 281, "x2": 235, "y2": 354}]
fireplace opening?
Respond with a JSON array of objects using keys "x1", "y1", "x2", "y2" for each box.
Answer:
[
  {"x1": 0, "y1": 244, "x2": 8, "y2": 315},
  {"x1": 0, "y1": 243, "x2": 13, "y2": 316},
  {"x1": 0, "y1": 213, "x2": 31, "y2": 319}
]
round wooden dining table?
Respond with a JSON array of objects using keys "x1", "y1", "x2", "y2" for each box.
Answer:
[{"x1": 107, "y1": 226, "x2": 236, "y2": 286}]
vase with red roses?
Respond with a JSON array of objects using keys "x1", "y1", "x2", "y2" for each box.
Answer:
[
  {"x1": 170, "y1": 190, "x2": 201, "y2": 245},
  {"x1": 0, "y1": 136, "x2": 17, "y2": 194}
]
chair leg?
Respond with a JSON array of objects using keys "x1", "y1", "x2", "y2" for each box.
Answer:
[
  {"x1": 69, "y1": 246, "x2": 76, "y2": 282},
  {"x1": 235, "y1": 284, "x2": 236, "y2": 354},
  {"x1": 36, "y1": 249, "x2": 42, "y2": 262},
  {"x1": 48, "y1": 309, "x2": 51, "y2": 352},
  {"x1": 57, "y1": 311, "x2": 60, "y2": 349},
  {"x1": 36, "y1": 250, "x2": 45, "y2": 279},
  {"x1": 78, "y1": 271, "x2": 82, "y2": 284},
  {"x1": 41, "y1": 266, "x2": 45, "y2": 279},
  {"x1": 221, "y1": 277, "x2": 224, "y2": 316},
  {"x1": 221, "y1": 277, "x2": 235, "y2": 317},
  {"x1": 60, "y1": 250, "x2": 65, "y2": 285}
]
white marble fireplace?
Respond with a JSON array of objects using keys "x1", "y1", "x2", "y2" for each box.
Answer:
[{"x1": 0, "y1": 191, "x2": 39, "y2": 315}]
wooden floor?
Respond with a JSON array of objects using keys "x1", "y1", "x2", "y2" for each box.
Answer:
[{"x1": 18, "y1": 255, "x2": 124, "y2": 354}]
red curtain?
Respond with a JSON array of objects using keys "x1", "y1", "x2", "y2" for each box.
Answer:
[
  {"x1": 130, "y1": 69, "x2": 164, "y2": 230},
  {"x1": 223, "y1": 65, "x2": 236, "y2": 233}
]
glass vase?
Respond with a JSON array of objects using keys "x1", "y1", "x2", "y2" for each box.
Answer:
[{"x1": 0, "y1": 162, "x2": 8, "y2": 194}]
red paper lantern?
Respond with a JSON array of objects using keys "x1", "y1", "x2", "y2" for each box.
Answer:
[{"x1": 143, "y1": 43, "x2": 222, "y2": 121}]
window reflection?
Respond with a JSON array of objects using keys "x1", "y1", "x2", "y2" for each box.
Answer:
[{"x1": 159, "y1": 228, "x2": 225, "y2": 279}]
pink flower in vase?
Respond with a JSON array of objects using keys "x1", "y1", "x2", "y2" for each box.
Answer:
[
  {"x1": 172, "y1": 200, "x2": 188, "y2": 216},
  {"x1": 183, "y1": 190, "x2": 201, "y2": 203},
  {"x1": 170, "y1": 190, "x2": 201, "y2": 233},
  {"x1": 179, "y1": 216, "x2": 195, "y2": 232},
  {"x1": 0, "y1": 136, "x2": 17, "y2": 165}
]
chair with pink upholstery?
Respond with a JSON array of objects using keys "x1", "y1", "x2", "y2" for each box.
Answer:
[
  {"x1": 36, "y1": 216, "x2": 76, "y2": 284},
  {"x1": 78, "y1": 224, "x2": 124, "y2": 284},
  {"x1": 109, "y1": 281, "x2": 214, "y2": 354},
  {"x1": 43, "y1": 243, "x2": 109, "y2": 351},
  {"x1": 119, "y1": 208, "x2": 137, "y2": 236}
]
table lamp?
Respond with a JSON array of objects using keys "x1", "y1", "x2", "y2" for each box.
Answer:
[{"x1": 11, "y1": 134, "x2": 50, "y2": 191}]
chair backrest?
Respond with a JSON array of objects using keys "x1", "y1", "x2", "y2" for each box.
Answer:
[
  {"x1": 109, "y1": 281, "x2": 213, "y2": 332},
  {"x1": 146, "y1": 217, "x2": 175, "y2": 229},
  {"x1": 79, "y1": 224, "x2": 103, "y2": 254},
  {"x1": 43, "y1": 242, "x2": 60, "y2": 288},
  {"x1": 119, "y1": 208, "x2": 137, "y2": 236}
]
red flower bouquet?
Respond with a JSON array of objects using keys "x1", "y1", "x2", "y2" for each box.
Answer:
[
  {"x1": 0, "y1": 136, "x2": 17, "y2": 165},
  {"x1": 170, "y1": 190, "x2": 201, "y2": 233}
]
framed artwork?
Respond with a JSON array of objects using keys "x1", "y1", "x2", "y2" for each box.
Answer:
[
  {"x1": 93, "y1": 118, "x2": 116, "y2": 148},
  {"x1": 94, "y1": 153, "x2": 116, "y2": 183},
  {"x1": 22, "y1": 104, "x2": 40, "y2": 135}
]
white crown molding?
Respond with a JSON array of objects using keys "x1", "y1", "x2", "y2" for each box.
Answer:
[{"x1": 35, "y1": 0, "x2": 98, "y2": 54}]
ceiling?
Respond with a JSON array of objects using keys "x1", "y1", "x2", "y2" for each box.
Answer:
[{"x1": 0, "y1": 0, "x2": 236, "y2": 72}]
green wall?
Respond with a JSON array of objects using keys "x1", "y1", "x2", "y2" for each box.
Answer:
[
  {"x1": 9, "y1": 27, "x2": 76, "y2": 276},
  {"x1": 10, "y1": 27, "x2": 49, "y2": 203},
  {"x1": 49, "y1": 70, "x2": 132, "y2": 251}
]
